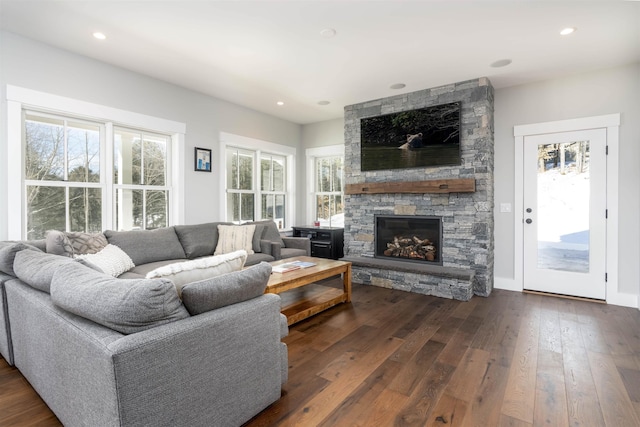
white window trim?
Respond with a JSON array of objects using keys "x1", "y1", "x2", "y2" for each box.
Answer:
[
  {"x1": 6, "y1": 85, "x2": 186, "y2": 239},
  {"x1": 219, "y1": 132, "x2": 296, "y2": 228},
  {"x1": 305, "y1": 144, "x2": 345, "y2": 225},
  {"x1": 511, "y1": 114, "x2": 630, "y2": 307}
]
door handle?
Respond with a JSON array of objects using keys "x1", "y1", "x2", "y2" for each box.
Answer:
[
  {"x1": 525, "y1": 218, "x2": 532, "y2": 224},
  {"x1": 526, "y1": 208, "x2": 532, "y2": 213}
]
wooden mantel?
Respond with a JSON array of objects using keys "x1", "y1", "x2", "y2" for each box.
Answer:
[{"x1": 344, "y1": 178, "x2": 475, "y2": 195}]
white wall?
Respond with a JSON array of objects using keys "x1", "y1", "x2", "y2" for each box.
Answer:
[
  {"x1": 0, "y1": 31, "x2": 301, "y2": 239},
  {"x1": 494, "y1": 63, "x2": 640, "y2": 299}
]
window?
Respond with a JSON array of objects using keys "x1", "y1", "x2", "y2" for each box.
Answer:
[
  {"x1": 23, "y1": 113, "x2": 172, "y2": 238},
  {"x1": 7, "y1": 86, "x2": 185, "y2": 240},
  {"x1": 261, "y1": 154, "x2": 286, "y2": 229},
  {"x1": 24, "y1": 112, "x2": 103, "y2": 239},
  {"x1": 221, "y1": 133, "x2": 295, "y2": 230},
  {"x1": 306, "y1": 145, "x2": 345, "y2": 228},
  {"x1": 114, "y1": 128, "x2": 171, "y2": 230},
  {"x1": 226, "y1": 147, "x2": 255, "y2": 222},
  {"x1": 314, "y1": 156, "x2": 344, "y2": 227}
]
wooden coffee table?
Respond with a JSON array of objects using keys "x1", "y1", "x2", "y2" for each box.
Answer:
[{"x1": 266, "y1": 256, "x2": 351, "y2": 325}]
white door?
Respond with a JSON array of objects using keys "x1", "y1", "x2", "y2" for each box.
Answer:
[{"x1": 523, "y1": 129, "x2": 607, "y2": 300}]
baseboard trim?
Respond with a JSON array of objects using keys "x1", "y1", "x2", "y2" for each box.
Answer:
[
  {"x1": 493, "y1": 277, "x2": 521, "y2": 292},
  {"x1": 606, "y1": 291, "x2": 638, "y2": 309}
]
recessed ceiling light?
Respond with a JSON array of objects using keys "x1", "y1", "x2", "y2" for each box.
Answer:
[
  {"x1": 317, "y1": 100, "x2": 330, "y2": 106},
  {"x1": 560, "y1": 27, "x2": 576, "y2": 36},
  {"x1": 276, "y1": 101, "x2": 284, "y2": 106},
  {"x1": 490, "y1": 59, "x2": 512, "y2": 68},
  {"x1": 92, "y1": 32, "x2": 106, "y2": 40},
  {"x1": 390, "y1": 83, "x2": 406, "y2": 90},
  {"x1": 320, "y1": 28, "x2": 336, "y2": 38}
]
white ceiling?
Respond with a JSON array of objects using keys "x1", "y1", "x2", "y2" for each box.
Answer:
[{"x1": 1, "y1": 1, "x2": 639, "y2": 124}]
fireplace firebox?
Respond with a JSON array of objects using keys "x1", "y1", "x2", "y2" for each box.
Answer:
[{"x1": 375, "y1": 215, "x2": 443, "y2": 265}]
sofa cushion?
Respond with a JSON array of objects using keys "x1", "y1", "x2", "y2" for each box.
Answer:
[
  {"x1": 50, "y1": 262, "x2": 190, "y2": 334},
  {"x1": 181, "y1": 262, "x2": 272, "y2": 315},
  {"x1": 75, "y1": 244, "x2": 135, "y2": 277},
  {"x1": 214, "y1": 224, "x2": 256, "y2": 255},
  {"x1": 145, "y1": 250, "x2": 247, "y2": 296},
  {"x1": 45, "y1": 230, "x2": 108, "y2": 258},
  {"x1": 245, "y1": 253, "x2": 275, "y2": 266},
  {"x1": 0, "y1": 242, "x2": 41, "y2": 276},
  {"x1": 174, "y1": 222, "x2": 228, "y2": 259},
  {"x1": 104, "y1": 227, "x2": 186, "y2": 265},
  {"x1": 280, "y1": 247, "x2": 308, "y2": 259},
  {"x1": 253, "y1": 220, "x2": 284, "y2": 247},
  {"x1": 252, "y1": 224, "x2": 266, "y2": 253},
  {"x1": 13, "y1": 250, "x2": 77, "y2": 293}
]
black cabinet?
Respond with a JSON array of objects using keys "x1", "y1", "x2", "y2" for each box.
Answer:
[{"x1": 292, "y1": 226, "x2": 344, "y2": 260}]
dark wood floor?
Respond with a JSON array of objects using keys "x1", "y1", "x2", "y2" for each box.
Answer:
[{"x1": 2, "y1": 282, "x2": 640, "y2": 426}]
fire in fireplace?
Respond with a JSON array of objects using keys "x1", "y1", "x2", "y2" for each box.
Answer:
[{"x1": 375, "y1": 215, "x2": 443, "y2": 265}]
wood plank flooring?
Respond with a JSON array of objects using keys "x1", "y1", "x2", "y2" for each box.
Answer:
[{"x1": 1, "y1": 281, "x2": 639, "y2": 427}]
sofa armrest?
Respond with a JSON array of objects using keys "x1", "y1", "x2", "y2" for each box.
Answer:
[
  {"x1": 263, "y1": 241, "x2": 282, "y2": 259},
  {"x1": 282, "y1": 236, "x2": 311, "y2": 256},
  {"x1": 260, "y1": 239, "x2": 275, "y2": 256},
  {"x1": 108, "y1": 293, "x2": 285, "y2": 426}
]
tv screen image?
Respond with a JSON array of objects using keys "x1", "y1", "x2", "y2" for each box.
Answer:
[{"x1": 360, "y1": 101, "x2": 461, "y2": 171}]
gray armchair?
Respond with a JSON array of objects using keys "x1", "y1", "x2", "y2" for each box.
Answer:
[{"x1": 255, "y1": 220, "x2": 311, "y2": 260}]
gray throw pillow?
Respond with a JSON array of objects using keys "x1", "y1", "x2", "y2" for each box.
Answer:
[
  {"x1": 50, "y1": 261, "x2": 190, "y2": 334},
  {"x1": 253, "y1": 220, "x2": 284, "y2": 247},
  {"x1": 252, "y1": 224, "x2": 266, "y2": 253},
  {"x1": 45, "y1": 230, "x2": 74, "y2": 257},
  {"x1": 181, "y1": 262, "x2": 272, "y2": 315},
  {"x1": 45, "y1": 230, "x2": 107, "y2": 257},
  {"x1": 13, "y1": 250, "x2": 76, "y2": 293},
  {"x1": 104, "y1": 227, "x2": 186, "y2": 266},
  {"x1": 0, "y1": 242, "x2": 41, "y2": 276},
  {"x1": 174, "y1": 222, "x2": 228, "y2": 259}
]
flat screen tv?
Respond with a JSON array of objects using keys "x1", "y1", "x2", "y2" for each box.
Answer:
[{"x1": 360, "y1": 101, "x2": 461, "y2": 171}]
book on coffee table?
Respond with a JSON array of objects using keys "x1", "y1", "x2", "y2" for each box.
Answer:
[{"x1": 272, "y1": 260, "x2": 316, "y2": 273}]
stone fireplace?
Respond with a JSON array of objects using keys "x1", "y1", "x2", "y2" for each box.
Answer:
[{"x1": 342, "y1": 77, "x2": 494, "y2": 300}]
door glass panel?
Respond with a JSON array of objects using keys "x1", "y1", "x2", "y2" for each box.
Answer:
[{"x1": 536, "y1": 141, "x2": 590, "y2": 272}]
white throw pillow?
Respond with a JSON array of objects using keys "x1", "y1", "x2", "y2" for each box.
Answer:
[
  {"x1": 145, "y1": 250, "x2": 248, "y2": 296},
  {"x1": 214, "y1": 224, "x2": 256, "y2": 255},
  {"x1": 75, "y1": 244, "x2": 135, "y2": 277}
]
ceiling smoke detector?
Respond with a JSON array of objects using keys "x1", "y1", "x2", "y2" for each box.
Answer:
[
  {"x1": 390, "y1": 83, "x2": 406, "y2": 90},
  {"x1": 317, "y1": 100, "x2": 330, "y2": 106},
  {"x1": 320, "y1": 28, "x2": 336, "y2": 38},
  {"x1": 490, "y1": 59, "x2": 512, "y2": 68}
]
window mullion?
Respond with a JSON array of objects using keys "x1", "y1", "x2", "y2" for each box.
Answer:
[
  {"x1": 104, "y1": 122, "x2": 113, "y2": 231},
  {"x1": 63, "y1": 120, "x2": 69, "y2": 181},
  {"x1": 139, "y1": 132, "x2": 145, "y2": 185},
  {"x1": 142, "y1": 189, "x2": 147, "y2": 230},
  {"x1": 65, "y1": 186, "x2": 70, "y2": 231}
]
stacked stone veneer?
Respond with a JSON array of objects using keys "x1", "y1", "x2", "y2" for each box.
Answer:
[{"x1": 344, "y1": 77, "x2": 495, "y2": 299}]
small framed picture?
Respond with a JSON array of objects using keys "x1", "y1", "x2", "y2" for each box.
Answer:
[{"x1": 194, "y1": 147, "x2": 212, "y2": 172}]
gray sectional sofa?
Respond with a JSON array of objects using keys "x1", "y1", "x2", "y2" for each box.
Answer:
[{"x1": 0, "y1": 220, "x2": 310, "y2": 426}]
